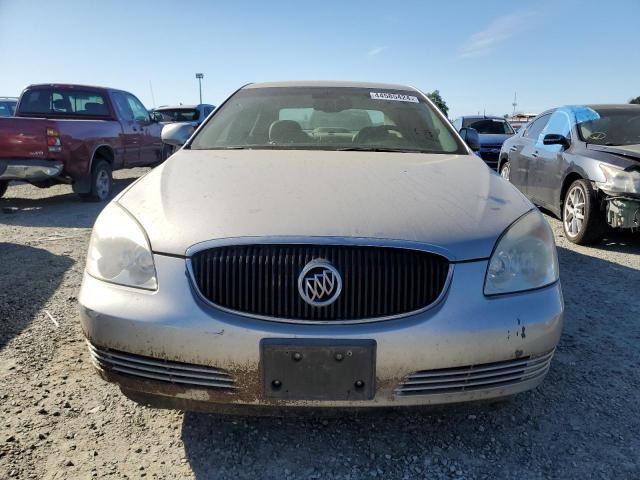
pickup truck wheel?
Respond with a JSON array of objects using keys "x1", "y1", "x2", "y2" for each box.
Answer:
[
  {"x1": 562, "y1": 179, "x2": 606, "y2": 245},
  {"x1": 0, "y1": 181, "x2": 8, "y2": 199},
  {"x1": 80, "y1": 159, "x2": 112, "y2": 202}
]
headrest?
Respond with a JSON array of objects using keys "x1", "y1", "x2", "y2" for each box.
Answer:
[
  {"x1": 269, "y1": 120, "x2": 306, "y2": 143},
  {"x1": 53, "y1": 99, "x2": 68, "y2": 111}
]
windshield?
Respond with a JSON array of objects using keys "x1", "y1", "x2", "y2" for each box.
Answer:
[
  {"x1": 463, "y1": 118, "x2": 514, "y2": 134},
  {"x1": 0, "y1": 100, "x2": 16, "y2": 116},
  {"x1": 190, "y1": 87, "x2": 466, "y2": 154},
  {"x1": 156, "y1": 108, "x2": 199, "y2": 122},
  {"x1": 576, "y1": 106, "x2": 640, "y2": 146}
]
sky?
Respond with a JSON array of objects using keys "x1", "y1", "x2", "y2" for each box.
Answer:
[{"x1": 1, "y1": 0, "x2": 639, "y2": 119}]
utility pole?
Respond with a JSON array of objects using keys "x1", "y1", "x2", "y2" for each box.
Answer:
[
  {"x1": 149, "y1": 80, "x2": 156, "y2": 108},
  {"x1": 512, "y1": 92, "x2": 517, "y2": 116},
  {"x1": 195, "y1": 73, "x2": 204, "y2": 104}
]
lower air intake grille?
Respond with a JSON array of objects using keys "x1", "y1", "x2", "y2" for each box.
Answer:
[
  {"x1": 189, "y1": 244, "x2": 450, "y2": 322},
  {"x1": 87, "y1": 341, "x2": 236, "y2": 390},
  {"x1": 395, "y1": 350, "x2": 554, "y2": 396}
]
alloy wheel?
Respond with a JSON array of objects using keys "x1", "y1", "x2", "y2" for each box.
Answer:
[
  {"x1": 564, "y1": 184, "x2": 586, "y2": 238},
  {"x1": 500, "y1": 162, "x2": 510, "y2": 181}
]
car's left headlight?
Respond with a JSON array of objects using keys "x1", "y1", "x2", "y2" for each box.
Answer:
[
  {"x1": 86, "y1": 203, "x2": 157, "y2": 290},
  {"x1": 484, "y1": 210, "x2": 559, "y2": 296}
]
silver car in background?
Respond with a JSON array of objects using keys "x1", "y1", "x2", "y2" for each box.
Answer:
[
  {"x1": 0, "y1": 97, "x2": 17, "y2": 117},
  {"x1": 152, "y1": 103, "x2": 216, "y2": 127},
  {"x1": 79, "y1": 81, "x2": 563, "y2": 412}
]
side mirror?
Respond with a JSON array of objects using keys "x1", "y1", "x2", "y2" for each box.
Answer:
[
  {"x1": 161, "y1": 122, "x2": 195, "y2": 148},
  {"x1": 459, "y1": 127, "x2": 481, "y2": 151},
  {"x1": 543, "y1": 133, "x2": 570, "y2": 148}
]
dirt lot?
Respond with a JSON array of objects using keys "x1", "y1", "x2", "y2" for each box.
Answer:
[{"x1": 1, "y1": 168, "x2": 639, "y2": 480}]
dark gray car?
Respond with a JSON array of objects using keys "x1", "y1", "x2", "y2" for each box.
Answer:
[{"x1": 499, "y1": 104, "x2": 640, "y2": 244}]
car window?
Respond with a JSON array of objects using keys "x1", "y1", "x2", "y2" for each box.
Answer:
[
  {"x1": 279, "y1": 108, "x2": 382, "y2": 131},
  {"x1": 112, "y1": 92, "x2": 134, "y2": 121},
  {"x1": 464, "y1": 118, "x2": 514, "y2": 134},
  {"x1": 157, "y1": 108, "x2": 199, "y2": 122},
  {"x1": 452, "y1": 118, "x2": 462, "y2": 130},
  {"x1": 0, "y1": 101, "x2": 16, "y2": 117},
  {"x1": 19, "y1": 88, "x2": 109, "y2": 116},
  {"x1": 542, "y1": 110, "x2": 572, "y2": 139},
  {"x1": 538, "y1": 110, "x2": 572, "y2": 151},
  {"x1": 190, "y1": 86, "x2": 466, "y2": 154},
  {"x1": 523, "y1": 114, "x2": 551, "y2": 141},
  {"x1": 125, "y1": 94, "x2": 150, "y2": 122}
]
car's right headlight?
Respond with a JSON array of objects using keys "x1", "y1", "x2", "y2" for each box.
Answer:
[
  {"x1": 597, "y1": 163, "x2": 640, "y2": 195},
  {"x1": 85, "y1": 203, "x2": 157, "y2": 290},
  {"x1": 484, "y1": 210, "x2": 559, "y2": 296}
]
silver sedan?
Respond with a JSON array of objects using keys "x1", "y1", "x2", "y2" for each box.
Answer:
[{"x1": 79, "y1": 81, "x2": 563, "y2": 412}]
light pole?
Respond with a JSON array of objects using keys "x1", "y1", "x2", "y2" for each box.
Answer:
[{"x1": 195, "y1": 73, "x2": 204, "y2": 104}]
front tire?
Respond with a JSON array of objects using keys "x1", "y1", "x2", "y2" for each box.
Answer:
[
  {"x1": 79, "y1": 159, "x2": 112, "y2": 202},
  {"x1": 562, "y1": 179, "x2": 606, "y2": 245}
]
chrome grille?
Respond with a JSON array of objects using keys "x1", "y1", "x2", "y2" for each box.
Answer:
[
  {"x1": 189, "y1": 244, "x2": 450, "y2": 322},
  {"x1": 87, "y1": 341, "x2": 236, "y2": 390},
  {"x1": 395, "y1": 350, "x2": 554, "y2": 396}
]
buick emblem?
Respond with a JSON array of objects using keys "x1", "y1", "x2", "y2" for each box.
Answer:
[{"x1": 298, "y1": 260, "x2": 342, "y2": 307}]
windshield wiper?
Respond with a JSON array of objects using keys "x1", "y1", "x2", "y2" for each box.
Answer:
[
  {"x1": 222, "y1": 146, "x2": 253, "y2": 149},
  {"x1": 196, "y1": 146, "x2": 439, "y2": 153},
  {"x1": 335, "y1": 147, "x2": 434, "y2": 154}
]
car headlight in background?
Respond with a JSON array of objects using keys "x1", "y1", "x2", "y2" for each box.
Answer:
[
  {"x1": 484, "y1": 210, "x2": 559, "y2": 296},
  {"x1": 86, "y1": 203, "x2": 157, "y2": 290},
  {"x1": 597, "y1": 163, "x2": 640, "y2": 195}
]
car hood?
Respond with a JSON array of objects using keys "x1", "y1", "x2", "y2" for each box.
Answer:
[
  {"x1": 118, "y1": 150, "x2": 533, "y2": 261},
  {"x1": 586, "y1": 143, "x2": 640, "y2": 163},
  {"x1": 479, "y1": 134, "x2": 513, "y2": 146}
]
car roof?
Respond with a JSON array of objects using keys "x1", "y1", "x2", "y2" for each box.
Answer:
[
  {"x1": 460, "y1": 115, "x2": 506, "y2": 121},
  {"x1": 155, "y1": 104, "x2": 213, "y2": 110},
  {"x1": 25, "y1": 83, "x2": 112, "y2": 92},
  {"x1": 532, "y1": 104, "x2": 640, "y2": 120},
  {"x1": 584, "y1": 103, "x2": 640, "y2": 111},
  {"x1": 243, "y1": 80, "x2": 417, "y2": 91}
]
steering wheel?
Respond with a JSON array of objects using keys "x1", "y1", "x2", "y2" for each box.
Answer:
[
  {"x1": 353, "y1": 125, "x2": 404, "y2": 144},
  {"x1": 587, "y1": 131, "x2": 607, "y2": 142}
]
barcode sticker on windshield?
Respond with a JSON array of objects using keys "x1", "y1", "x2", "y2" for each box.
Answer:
[{"x1": 370, "y1": 92, "x2": 419, "y2": 103}]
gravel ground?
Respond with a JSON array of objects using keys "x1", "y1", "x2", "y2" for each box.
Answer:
[{"x1": 1, "y1": 168, "x2": 639, "y2": 479}]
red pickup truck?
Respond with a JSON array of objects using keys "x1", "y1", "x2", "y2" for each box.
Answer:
[{"x1": 0, "y1": 84, "x2": 168, "y2": 201}]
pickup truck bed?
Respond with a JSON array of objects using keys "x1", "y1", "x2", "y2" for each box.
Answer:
[{"x1": 0, "y1": 84, "x2": 166, "y2": 201}]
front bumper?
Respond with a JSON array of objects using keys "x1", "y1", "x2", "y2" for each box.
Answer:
[
  {"x1": 78, "y1": 254, "x2": 564, "y2": 411},
  {"x1": 0, "y1": 159, "x2": 64, "y2": 181}
]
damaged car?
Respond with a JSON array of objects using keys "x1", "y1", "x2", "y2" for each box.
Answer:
[
  {"x1": 499, "y1": 104, "x2": 640, "y2": 244},
  {"x1": 79, "y1": 81, "x2": 563, "y2": 413}
]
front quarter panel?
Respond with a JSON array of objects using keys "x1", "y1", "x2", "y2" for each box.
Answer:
[{"x1": 558, "y1": 145, "x2": 609, "y2": 207}]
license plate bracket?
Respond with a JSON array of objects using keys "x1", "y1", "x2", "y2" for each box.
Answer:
[{"x1": 261, "y1": 339, "x2": 376, "y2": 401}]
